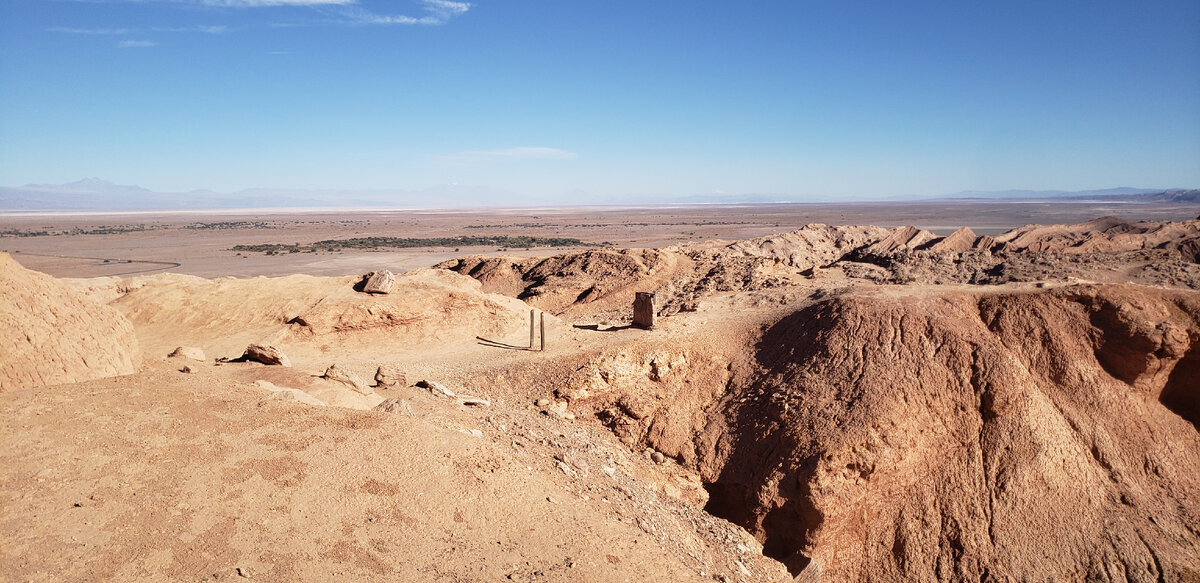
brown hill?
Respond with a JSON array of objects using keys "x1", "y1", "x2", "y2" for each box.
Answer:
[
  {"x1": 921, "y1": 226, "x2": 981, "y2": 253},
  {"x1": 0, "y1": 252, "x2": 139, "y2": 390},
  {"x1": 576, "y1": 286, "x2": 1200, "y2": 580},
  {"x1": 992, "y1": 216, "x2": 1200, "y2": 256},
  {"x1": 857, "y1": 225, "x2": 939, "y2": 256}
]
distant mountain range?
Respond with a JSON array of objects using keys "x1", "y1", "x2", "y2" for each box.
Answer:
[
  {"x1": 939, "y1": 187, "x2": 1200, "y2": 204},
  {"x1": 0, "y1": 179, "x2": 534, "y2": 211},
  {"x1": 0, "y1": 179, "x2": 1196, "y2": 211},
  {"x1": 940, "y1": 187, "x2": 1173, "y2": 200}
]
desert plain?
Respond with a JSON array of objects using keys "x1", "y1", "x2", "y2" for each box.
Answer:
[{"x1": 3, "y1": 198, "x2": 1200, "y2": 582}]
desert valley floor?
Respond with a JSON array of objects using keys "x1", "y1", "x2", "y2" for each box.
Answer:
[{"x1": 3, "y1": 201, "x2": 1200, "y2": 582}]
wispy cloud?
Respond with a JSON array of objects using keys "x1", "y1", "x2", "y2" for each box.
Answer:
[
  {"x1": 338, "y1": 0, "x2": 471, "y2": 26},
  {"x1": 200, "y1": 0, "x2": 354, "y2": 6},
  {"x1": 118, "y1": 39, "x2": 157, "y2": 48},
  {"x1": 446, "y1": 147, "x2": 579, "y2": 162},
  {"x1": 152, "y1": 25, "x2": 230, "y2": 34},
  {"x1": 49, "y1": 27, "x2": 132, "y2": 35},
  {"x1": 52, "y1": 0, "x2": 470, "y2": 34}
]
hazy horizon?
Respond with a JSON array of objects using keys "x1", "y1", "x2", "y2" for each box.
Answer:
[{"x1": 2, "y1": 177, "x2": 1194, "y2": 211}]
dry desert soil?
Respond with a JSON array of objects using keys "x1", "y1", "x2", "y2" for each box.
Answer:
[{"x1": 3, "y1": 202, "x2": 1200, "y2": 582}]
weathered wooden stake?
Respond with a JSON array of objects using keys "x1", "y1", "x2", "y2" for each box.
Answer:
[
  {"x1": 529, "y1": 309, "x2": 536, "y2": 350},
  {"x1": 633, "y1": 292, "x2": 655, "y2": 329},
  {"x1": 539, "y1": 312, "x2": 546, "y2": 351}
]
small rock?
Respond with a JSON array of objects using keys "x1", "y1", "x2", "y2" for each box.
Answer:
[
  {"x1": 458, "y1": 396, "x2": 491, "y2": 407},
  {"x1": 660, "y1": 481, "x2": 682, "y2": 499},
  {"x1": 374, "y1": 364, "x2": 406, "y2": 388},
  {"x1": 460, "y1": 428, "x2": 484, "y2": 438},
  {"x1": 650, "y1": 451, "x2": 666, "y2": 464},
  {"x1": 601, "y1": 466, "x2": 617, "y2": 479},
  {"x1": 416, "y1": 380, "x2": 456, "y2": 398},
  {"x1": 543, "y1": 406, "x2": 575, "y2": 421},
  {"x1": 322, "y1": 364, "x2": 373, "y2": 395},
  {"x1": 555, "y1": 451, "x2": 589, "y2": 478},
  {"x1": 168, "y1": 346, "x2": 205, "y2": 361},
  {"x1": 535, "y1": 398, "x2": 551, "y2": 408},
  {"x1": 556, "y1": 460, "x2": 578, "y2": 478},
  {"x1": 373, "y1": 398, "x2": 414, "y2": 415},
  {"x1": 361, "y1": 269, "x2": 395, "y2": 294},
  {"x1": 236, "y1": 566, "x2": 250, "y2": 578},
  {"x1": 241, "y1": 344, "x2": 290, "y2": 367},
  {"x1": 180, "y1": 365, "x2": 196, "y2": 374}
]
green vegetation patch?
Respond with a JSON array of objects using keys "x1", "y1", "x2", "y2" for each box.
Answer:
[{"x1": 231, "y1": 235, "x2": 597, "y2": 255}]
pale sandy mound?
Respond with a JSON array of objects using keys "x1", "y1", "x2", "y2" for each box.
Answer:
[
  {"x1": 0, "y1": 361, "x2": 787, "y2": 582},
  {"x1": 0, "y1": 253, "x2": 139, "y2": 391},
  {"x1": 105, "y1": 268, "x2": 538, "y2": 364}
]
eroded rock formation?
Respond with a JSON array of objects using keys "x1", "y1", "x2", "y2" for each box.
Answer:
[{"x1": 696, "y1": 287, "x2": 1200, "y2": 580}]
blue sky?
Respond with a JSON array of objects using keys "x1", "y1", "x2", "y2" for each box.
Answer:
[{"x1": 1, "y1": 0, "x2": 1198, "y2": 202}]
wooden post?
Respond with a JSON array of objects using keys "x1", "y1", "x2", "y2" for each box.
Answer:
[
  {"x1": 633, "y1": 292, "x2": 655, "y2": 329},
  {"x1": 529, "y1": 309, "x2": 536, "y2": 350},
  {"x1": 539, "y1": 312, "x2": 546, "y2": 351}
]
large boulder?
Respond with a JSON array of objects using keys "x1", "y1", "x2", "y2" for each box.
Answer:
[
  {"x1": 0, "y1": 253, "x2": 140, "y2": 391},
  {"x1": 374, "y1": 364, "x2": 406, "y2": 388},
  {"x1": 322, "y1": 363, "x2": 372, "y2": 395},
  {"x1": 360, "y1": 270, "x2": 395, "y2": 294},
  {"x1": 241, "y1": 344, "x2": 290, "y2": 367}
]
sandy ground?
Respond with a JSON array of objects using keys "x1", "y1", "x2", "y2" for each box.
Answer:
[
  {"x1": 1, "y1": 262, "x2": 793, "y2": 582},
  {"x1": 4, "y1": 200, "x2": 1198, "y2": 278}
]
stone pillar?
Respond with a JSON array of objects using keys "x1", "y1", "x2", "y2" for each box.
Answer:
[
  {"x1": 633, "y1": 292, "x2": 655, "y2": 330},
  {"x1": 529, "y1": 310, "x2": 536, "y2": 349}
]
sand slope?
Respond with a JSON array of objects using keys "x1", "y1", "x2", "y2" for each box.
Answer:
[
  {"x1": 0, "y1": 252, "x2": 139, "y2": 391},
  {"x1": 0, "y1": 361, "x2": 784, "y2": 582}
]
